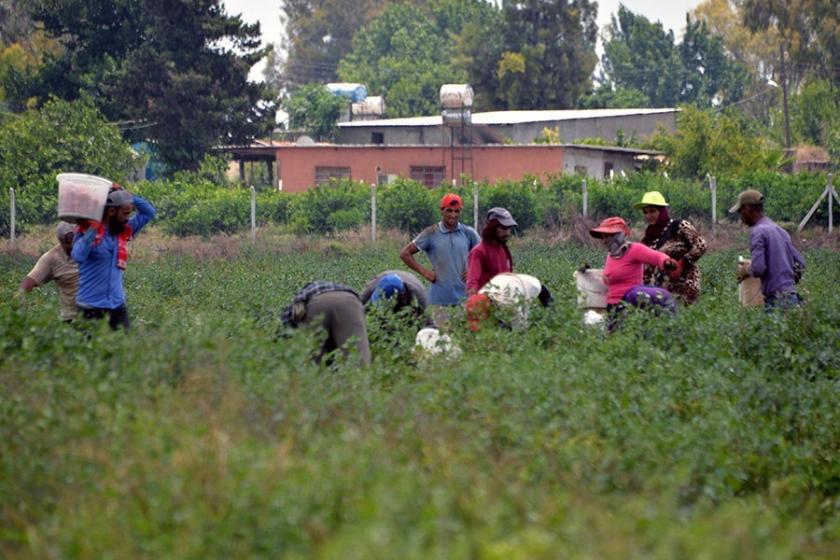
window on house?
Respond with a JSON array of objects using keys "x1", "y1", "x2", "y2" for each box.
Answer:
[
  {"x1": 603, "y1": 162, "x2": 614, "y2": 179},
  {"x1": 410, "y1": 166, "x2": 445, "y2": 187},
  {"x1": 371, "y1": 132, "x2": 384, "y2": 144},
  {"x1": 574, "y1": 165, "x2": 588, "y2": 176},
  {"x1": 315, "y1": 166, "x2": 351, "y2": 185}
]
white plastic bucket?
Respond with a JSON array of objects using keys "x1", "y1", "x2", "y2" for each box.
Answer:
[
  {"x1": 57, "y1": 173, "x2": 112, "y2": 221},
  {"x1": 574, "y1": 268, "x2": 608, "y2": 309}
]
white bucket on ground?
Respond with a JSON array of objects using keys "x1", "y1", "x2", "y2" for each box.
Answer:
[
  {"x1": 415, "y1": 327, "x2": 460, "y2": 358},
  {"x1": 57, "y1": 173, "x2": 112, "y2": 222},
  {"x1": 574, "y1": 268, "x2": 608, "y2": 309}
]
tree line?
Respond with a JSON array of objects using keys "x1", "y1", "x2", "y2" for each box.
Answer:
[{"x1": 1, "y1": 0, "x2": 838, "y2": 173}]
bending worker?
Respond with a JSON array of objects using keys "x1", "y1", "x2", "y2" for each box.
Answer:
[
  {"x1": 465, "y1": 272, "x2": 553, "y2": 331},
  {"x1": 18, "y1": 221, "x2": 79, "y2": 322},
  {"x1": 360, "y1": 270, "x2": 428, "y2": 320},
  {"x1": 281, "y1": 281, "x2": 371, "y2": 366}
]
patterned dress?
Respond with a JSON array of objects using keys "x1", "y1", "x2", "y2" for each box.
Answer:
[{"x1": 642, "y1": 219, "x2": 707, "y2": 304}]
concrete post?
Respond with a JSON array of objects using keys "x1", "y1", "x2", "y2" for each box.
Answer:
[
  {"x1": 9, "y1": 188, "x2": 15, "y2": 245},
  {"x1": 582, "y1": 180, "x2": 588, "y2": 218},
  {"x1": 250, "y1": 186, "x2": 256, "y2": 241},
  {"x1": 371, "y1": 183, "x2": 377, "y2": 243}
]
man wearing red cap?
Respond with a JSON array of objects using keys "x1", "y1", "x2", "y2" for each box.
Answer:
[{"x1": 400, "y1": 193, "x2": 479, "y2": 305}]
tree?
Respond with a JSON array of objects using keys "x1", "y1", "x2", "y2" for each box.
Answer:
[
  {"x1": 601, "y1": 5, "x2": 749, "y2": 108},
  {"x1": 17, "y1": 0, "x2": 274, "y2": 171},
  {"x1": 337, "y1": 2, "x2": 473, "y2": 117},
  {"x1": 280, "y1": 0, "x2": 389, "y2": 89},
  {"x1": 577, "y1": 85, "x2": 650, "y2": 109},
  {"x1": 790, "y1": 79, "x2": 840, "y2": 148},
  {"x1": 283, "y1": 84, "x2": 343, "y2": 140},
  {"x1": 651, "y1": 106, "x2": 782, "y2": 178},
  {"x1": 601, "y1": 5, "x2": 683, "y2": 107},
  {"x1": 0, "y1": 96, "x2": 136, "y2": 190},
  {"x1": 494, "y1": 0, "x2": 598, "y2": 109}
]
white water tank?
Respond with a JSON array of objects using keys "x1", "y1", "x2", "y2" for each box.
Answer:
[
  {"x1": 440, "y1": 84, "x2": 473, "y2": 109},
  {"x1": 351, "y1": 96, "x2": 385, "y2": 117}
]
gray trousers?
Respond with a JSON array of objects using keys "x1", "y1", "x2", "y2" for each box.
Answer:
[{"x1": 302, "y1": 291, "x2": 371, "y2": 366}]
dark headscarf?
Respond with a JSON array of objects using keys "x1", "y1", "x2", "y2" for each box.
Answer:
[{"x1": 641, "y1": 206, "x2": 671, "y2": 246}]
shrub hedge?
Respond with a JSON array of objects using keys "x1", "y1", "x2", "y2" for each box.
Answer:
[{"x1": 1, "y1": 171, "x2": 833, "y2": 237}]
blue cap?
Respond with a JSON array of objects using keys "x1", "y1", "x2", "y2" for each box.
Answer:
[{"x1": 370, "y1": 274, "x2": 405, "y2": 302}]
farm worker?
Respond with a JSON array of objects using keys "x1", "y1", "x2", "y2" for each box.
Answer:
[
  {"x1": 400, "y1": 193, "x2": 480, "y2": 306},
  {"x1": 72, "y1": 185, "x2": 156, "y2": 330},
  {"x1": 587, "y1": 216, "x2": 678, "y2": 331},
  {"x1": 465, "y1": 273, "x2": 553, "y2": 331},
  {"x1": 635, "y1": 191, "x2": 707, "y2": 304},
  {"x1": 466, "y1": 207, "x2": 517, "y2": 295},
  {"x1": 18, "y1": 221, "x2": 79, "y2": 322},
  {"x1": 360, "y1": 270, "x2": 429, "y2": 319},
  {"x1": 730, "y1": 189, "x2": 805, "y2": 310},
  {"x1": 281, "y1": 281, "x2": 371, "y2": 366}
]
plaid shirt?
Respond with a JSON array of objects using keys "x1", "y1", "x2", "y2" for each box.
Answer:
[{"x1": 280, "y1": 281, "x2": 359, "y2": 327}]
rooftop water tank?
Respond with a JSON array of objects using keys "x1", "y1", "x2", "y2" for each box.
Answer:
[
  {"x1": 351, "y1": 96, "x2": 385, "y2": 117},
  {"x1": 440, "y1": 84, "x2": 473, "y2": 109},
  {"x1": 326, "y1": 83, "x2": 368, "y2": 103}
]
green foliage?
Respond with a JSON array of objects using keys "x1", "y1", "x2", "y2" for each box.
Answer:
[
  {"x1": 337, "y1": 2, "x2": 471, "y2": 117},
  {"x1": 20, "y1": 0, "x2": 273, "y2": 171},
  {"x1": 577, "y1": 85, "x2": 651, "y2": 109},
  {"x1": 1, "y1": 239, "x2": 839, "y2": 557},
  {"x1": 278, "y1": 0, "x2": 388, "y2": 88},
  {"x1": 377, "y1": 178, "x2": 436, "y2": 235},
  {"x1": 288, "y1": 179, "x2": 370, "y2": 234},
  {"x1": 651, "y1": 106, "x2": 782, "y2": 178},
  {"x1": 602, "y1": 6, "x2": 748, "y2": 108},
  {"x1": 0, "y1": 97, "x2": 136, "y2": 235},
  {"x1": 283, "y1": 84, "x2": 343, "y2": 141},
  {"x1": 791, "y1": 79, "x2": 840, "y2": 150},
  {"x1": 480, "y1": 180, "x2": 539, "y2": 231}
]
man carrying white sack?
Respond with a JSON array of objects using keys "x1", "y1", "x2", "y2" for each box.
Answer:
[{"x1": 465, "y1": 273, "x2": 553, "y2": 331}]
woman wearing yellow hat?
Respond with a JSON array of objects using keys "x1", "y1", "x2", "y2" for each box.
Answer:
[{"x1": 634, "y1": 191, "x2": 707, "y2": 304}]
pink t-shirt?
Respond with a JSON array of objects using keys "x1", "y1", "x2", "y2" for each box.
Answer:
[{"x1": 603, "y1": 242, "x2": 669, "y2": 304}]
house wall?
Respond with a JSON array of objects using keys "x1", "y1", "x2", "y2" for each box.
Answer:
[
  {"x1": 275, "y1": 145, "x2": 565, "y2": 192},
  {"x1": 562, "y1": 148, "x2": 642, "y2": 179},
  {"x1": 335, "y1": 112, "x2": 677, "y2": 145}
]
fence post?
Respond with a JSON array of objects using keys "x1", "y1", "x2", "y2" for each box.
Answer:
[
  {"x1": 581, "y1": 180, "x2": 588, "y2": 218},
  {"x1": 473, "y1": 182, "x2": 479, "y2": 230},
  {"x1": 829, "y1": 173, "x2": 834, "y2": 233},
  {"x1": 710, "y1": 175, "x2": 717, "y2": 232},
  {"x1": 370, "y1": 183, "x2": 377, "y2": 243},
  {"x1": 9, "y1": 188, "x2": 15, "y2": 245},
  {"x1": 249, "y1": 186, "x2": 256, "y2": 241}
]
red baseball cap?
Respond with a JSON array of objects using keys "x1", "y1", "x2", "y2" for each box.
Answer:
[
  {"x1": 589, "y1": 216, "x2": 630, "y2": 238},
  {"x1": 440, "y1": 193, "x2": 463, "y2": 210},
  {"x1": 465, "y1": 293, "x2": 491, "y2": 331}
]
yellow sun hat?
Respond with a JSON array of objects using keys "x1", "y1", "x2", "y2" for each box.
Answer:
[{"x1": 633, "y1": 191, "x2": 669, "y2": 209}]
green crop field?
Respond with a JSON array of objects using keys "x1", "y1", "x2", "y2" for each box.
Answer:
[{"x1": 1, "y1": 229, "x2": 839, "y2": 559}]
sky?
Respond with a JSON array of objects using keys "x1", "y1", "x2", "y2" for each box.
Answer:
[{"x1": 222, "y1": 0, "x2": 705, "y2": 82}]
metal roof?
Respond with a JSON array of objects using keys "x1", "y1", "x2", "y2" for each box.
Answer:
[
  {"x1": 337, "y1": 108, "x2": 678, "y2": 128},
  {"x1": 221, "y1": 142, "x2": 663, "y2": 156}
]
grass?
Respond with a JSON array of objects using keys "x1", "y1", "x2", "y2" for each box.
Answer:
[{"x1": 1, "y1": 227, "x2": 838, "y2": 558}]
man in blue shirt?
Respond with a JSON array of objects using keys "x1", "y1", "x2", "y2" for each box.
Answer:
[
  {"x1": 400, "y1": 193, "x2": 480, "y2": 305},
  {"x1": 732, "y1": 189, "x2": 806, "y2": 310},
  {"x1": 72, "y1": 187, "x2": 156, "y2": 329}
]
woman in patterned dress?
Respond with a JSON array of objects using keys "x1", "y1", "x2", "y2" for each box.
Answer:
[{"x1": 635, "y1": 191, "x2": 708, "y2": 305}]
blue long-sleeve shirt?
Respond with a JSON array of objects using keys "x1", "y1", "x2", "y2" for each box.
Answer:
[
  {"x1": 748, "y1": 216, "x2": 806, "y2": 297},
  {"x1": 72, "y1": 195, "x2": 156, "y2": 309}
]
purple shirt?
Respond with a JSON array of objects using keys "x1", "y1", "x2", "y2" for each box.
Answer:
[{"x1": 748, "y1": 216, "x2": 805, "y2": 297}]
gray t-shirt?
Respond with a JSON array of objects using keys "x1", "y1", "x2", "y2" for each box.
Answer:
[{"x1": 413, "y1": 222, "x2": 480, "y2": 305}]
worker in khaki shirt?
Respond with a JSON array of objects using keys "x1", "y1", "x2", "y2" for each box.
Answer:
[{"x1": 18, "y1": 222, "x2": 80, "y2": 322}]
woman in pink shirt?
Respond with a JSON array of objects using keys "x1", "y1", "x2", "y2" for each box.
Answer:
[{"x1": 588, "y1": 216, "x2": 678, "y2": 329}]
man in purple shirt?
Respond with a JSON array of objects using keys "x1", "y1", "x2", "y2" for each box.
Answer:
[{"x1": 731, "y1": 189, "x2": 805, "y2": 310}]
